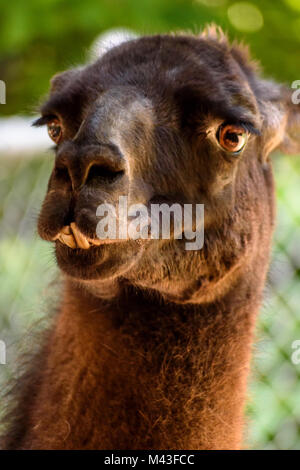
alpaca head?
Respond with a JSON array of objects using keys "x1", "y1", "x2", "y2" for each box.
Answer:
[{"x1": 36, "y1": 30, "x2": 300, "y2": 303}]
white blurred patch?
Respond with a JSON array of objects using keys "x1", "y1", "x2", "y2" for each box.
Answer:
[
  {"x1": 89, "y1": 28, "x2": 138, "y2": 61},
  {"x1": 0, "y1": 116, "x2": 50, "y2": 157}
]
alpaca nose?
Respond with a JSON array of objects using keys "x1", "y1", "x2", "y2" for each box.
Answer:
[{"x1": 54, "y1": 141, "x2": 125, "y2": 191}]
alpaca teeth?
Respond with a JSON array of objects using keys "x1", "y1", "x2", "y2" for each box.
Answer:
[
  {"x1": 58, "y1": 232, "x2": 77, "y2": 249},
  {"x1": 70, "y1": 222, "x2": 91, "y2": 250},
  {"x1": 61, "y1": 225, "x2": 72, "y2": 235},
  {"x1": 54, "y1": 224, "x2": 102, "y2": 249}
]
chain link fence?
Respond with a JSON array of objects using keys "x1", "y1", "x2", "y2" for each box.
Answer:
[{"x1": 0, "y1": 150, "x2": 299, "y2": 449}]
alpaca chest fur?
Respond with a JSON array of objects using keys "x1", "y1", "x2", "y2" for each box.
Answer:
[{"x1": 5, "y1": 268, "x2": 266, "y2": 450}]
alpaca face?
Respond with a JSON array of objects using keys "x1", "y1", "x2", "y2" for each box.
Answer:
[{"x1": 36, "y1": 33, "x2": 299, "y2": 302}]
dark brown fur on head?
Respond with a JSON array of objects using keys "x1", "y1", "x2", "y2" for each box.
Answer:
[
  {"x1": 34, "y1": 27, "x2": 299, "y2": 303},
  {"x1": 2, "y1": 27, "x2": 299, "y2": 450}
]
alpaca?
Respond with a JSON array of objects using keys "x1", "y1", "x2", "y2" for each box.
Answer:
[{"x1": 1, "y1": 28, "x2": 300, "y2": 450}]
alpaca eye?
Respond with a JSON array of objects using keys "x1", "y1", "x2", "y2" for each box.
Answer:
[
  {"x1": 217, "y1": 124, "x2": 248, "y2": 154},
  {"x1": 47, "y1": 119, "x2": 62, "y2": 144}
]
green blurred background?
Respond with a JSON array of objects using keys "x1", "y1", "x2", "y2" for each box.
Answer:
[{"x1": 0, "y1": 0, "x2": 300, "y2": 449}]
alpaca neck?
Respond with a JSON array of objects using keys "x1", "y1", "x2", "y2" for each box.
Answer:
[{"x1": 9, "y1": 273, "x2": 261, "y2": 450}]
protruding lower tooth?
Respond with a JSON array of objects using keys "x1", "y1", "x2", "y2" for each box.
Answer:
[
  {"x1": 59, "y1": 233, "x2": 77, "y2": 249},
  {"x1": 52, "y1": 226, "x2": 71, "y2": 241},
  {"x1": 70, "y1": 222, "x2": 90, "y2": 249},
  {"x1": 61, "y1": 226, "x2": 71, "y2": 235}
]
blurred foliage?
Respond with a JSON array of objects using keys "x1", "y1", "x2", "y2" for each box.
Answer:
[
  {"x1": 0, "y1": 0, "x2": 300, "y2": 115},
  {"x1": 248, "y1": 156, "x2": 300, "y2": 449}
]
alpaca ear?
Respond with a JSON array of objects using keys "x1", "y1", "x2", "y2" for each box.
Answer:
[
  {"x1": 200, "y1": 27, "x2": 300, "y2": 157},
  {"x1": 257, "y1": 80, "x2": 300, "y2": 158},
  {"x1": 50, "y1": 67, "x2": 82, "y2": 93}
]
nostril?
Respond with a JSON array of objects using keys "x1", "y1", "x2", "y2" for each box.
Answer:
[
  {"x1": 54, "y1": 166, "x2": 72, "y2": 186},
  {"x1": 86, "y1": 164, "x2": 124, "y2": 185}
]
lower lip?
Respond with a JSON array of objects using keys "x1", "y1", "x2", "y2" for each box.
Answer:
[{"x1": 57, "y1": 237, "x2": 127, "y2": 249}]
